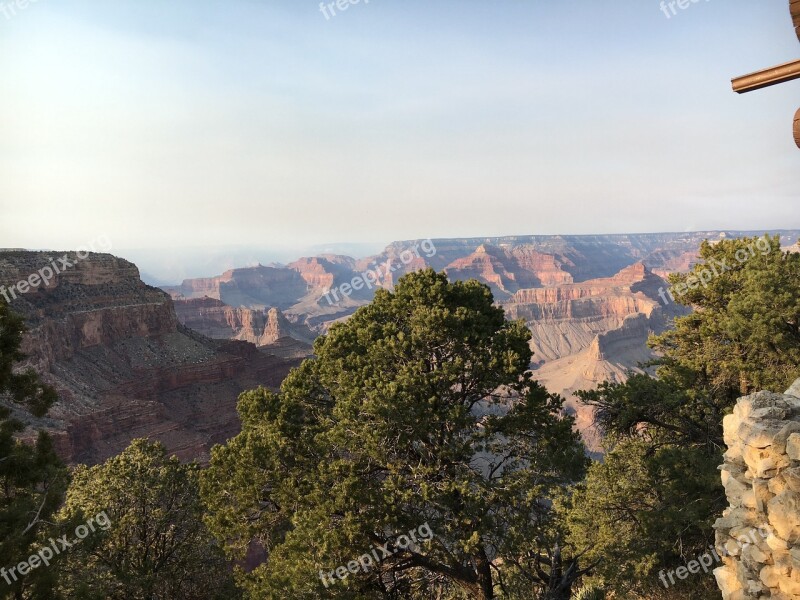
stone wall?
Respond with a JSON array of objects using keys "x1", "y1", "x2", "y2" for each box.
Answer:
[{"x1": 715, "y1": 379, "x2": 800, "y2": 599}]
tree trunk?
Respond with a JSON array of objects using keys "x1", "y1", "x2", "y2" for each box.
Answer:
[{"x1": 474, "y1": 548, "x2": 494, "y2": 600}]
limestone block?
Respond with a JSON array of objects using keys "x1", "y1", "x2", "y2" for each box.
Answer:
[
  {"x1": 790, "y1": 546, "x2": 800, "y2": 568},
  {"x1": 768, "y1": 491, "x2": 800, "y2": 543},
  {"x1": 778, "y1": 569, "x2": 800, "y2": 595},
  {"x1": 730, "y1": 525, "x2": 767, "y2": 547},
  {"x1": 774, "y1": 549, "x2": 793, "y2": 572},
  {"x1": 741, "y1": 542, "x2": 769, "y2": 571},
  {"x1": 715, "y1": 565, "x2": 744, "y2": 599},
  {"x1": 766, "y1": 532, "x2": 790, "y2": 552},
  {"x1": 783, "y1": 467, "x2": 800, "y2": 493},
  {"x1": 735, "y1": 391, "x2": 792, "y2": 422},
  {"x1": 725, "y1": 413, "x2": 742, "y2": 447},
  {"x1": 753, "y1": 479, "x2": 774, "y2": 512},
  {"x1": 725, "y1": 475, "x2": 750, "y2": 507},
  {"x1": 773, "y1": 423, "x2": 800, "y2": 455},
  {"x1": 753, "y1": 456, "x2": 780, "y2": 479},
  {"x1": 715, "y1": 507, "x2": 760, "y2": 534},
  {"x1": 747, "y1": 578, "x2": 766, "y2": 594},
  {"x1": 725, "y1": 538, "x2": 743, "y2": 557},
  {"x1": 740, "y1": 421, "x2": 781, "y2": 450},
  {"x1": 771, "y1": 475, "x2": 790, "y2": 496},
  {"x1": 725, "y1": 446, "x2": 746, "y2": 465},
  {"x1": 762, "y1": 564, "x2": 783, "y2": 587},
  {"x1": 788, "y1": 433, "x2": 800, "y2": 461},
  {"x1": 743, "y1": 444, "x2": 791, "y2": 478}
]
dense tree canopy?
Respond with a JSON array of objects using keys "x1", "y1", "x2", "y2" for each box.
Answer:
[{"x1": 202, "y1": 269, "x2": 588, "y2": 599}]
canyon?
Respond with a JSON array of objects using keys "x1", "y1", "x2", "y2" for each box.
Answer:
[
  {"x1": 3, "y1": 231, "x2": 798, "y2": 464},
  {"x1": 164, "y1": 231, "x2": 799, "y2": 450}
]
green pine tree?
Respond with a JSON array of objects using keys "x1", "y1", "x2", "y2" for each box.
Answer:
[
  {"x1": 57, "y1": 438, "x2": 239, "y2": 600},
  {"x1": 201, "y1": 269, "x2": 588, "y2": 599},
  {"x1": 0, "y1": 300, "x2": 66, "y2": 600}
]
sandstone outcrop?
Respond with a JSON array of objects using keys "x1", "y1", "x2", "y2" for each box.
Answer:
[
  {"x1": 0, "y1": 252, "x2": 301, "y2": 465},
  {"x1": 505, "y1": 262, "x2": 682, "y2": 369},
  {"x1": 162, "y1": 232, "x2": 799, "y2": 334},
  {"x1": 714, "y1": 379, "x2": 800, "y2": 599},
  {"x1": 156, "y1": 232, "x2": 799, "y2": 451},
  {"x1": 505, "y1": 263, "x2": 686, "y2": 452}
]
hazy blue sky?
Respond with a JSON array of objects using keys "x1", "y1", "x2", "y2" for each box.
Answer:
[{"x1": 1, "y1": 0, "x2": 798, "y2": 254}]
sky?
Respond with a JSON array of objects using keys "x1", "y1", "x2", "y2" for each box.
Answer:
[{"x1": 1, "y1": 0, "x2": 799, "y2": 261}]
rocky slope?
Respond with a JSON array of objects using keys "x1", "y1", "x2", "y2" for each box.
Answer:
[{"x1": 0, "y1": 251, "x2": 301, "y2": 465}]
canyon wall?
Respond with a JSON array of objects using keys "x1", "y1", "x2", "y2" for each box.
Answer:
[
  {"x1": 0, "y1": 251, "x2": 301, "y2": 465},
  {"x1": 715, "y1": 379, "x2": 800, "y2": 599}
]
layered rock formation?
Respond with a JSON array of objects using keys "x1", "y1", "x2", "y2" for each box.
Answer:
[
  {"x1": 173, "y1": 297, "x2": 315, "y2": 348},
  {"x1": 506, "y1": 262, "x2": 687, "y2": 451},
  {"x1": 157, "y1": 232, "x2": 799, "y2": 450},
  {"x1": 0, "y1": 251, "x2": 301, "y2": 465},
  {"x1": 444, "y1": 244, "x2": 573, "y2": 298},
  {"x1": 504, "y1": 262, "x2": 676, "y2": 362},
  {"x1": 165, "y1": 264, "x2": 310, "y2": 310},
  {"x1": 163, "y1": 231, "x2": 799, "y2": 334},
  {"x1": 714, "y1": 379, "x2": 800, "y2": 599}
]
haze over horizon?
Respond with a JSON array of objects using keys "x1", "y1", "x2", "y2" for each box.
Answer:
[
  {"x1": 96, "y1": 228, "x2": 800, "y2": 286},
  {"x1": 1, "y1": 0, "x2": 799, "y2": 252}
]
